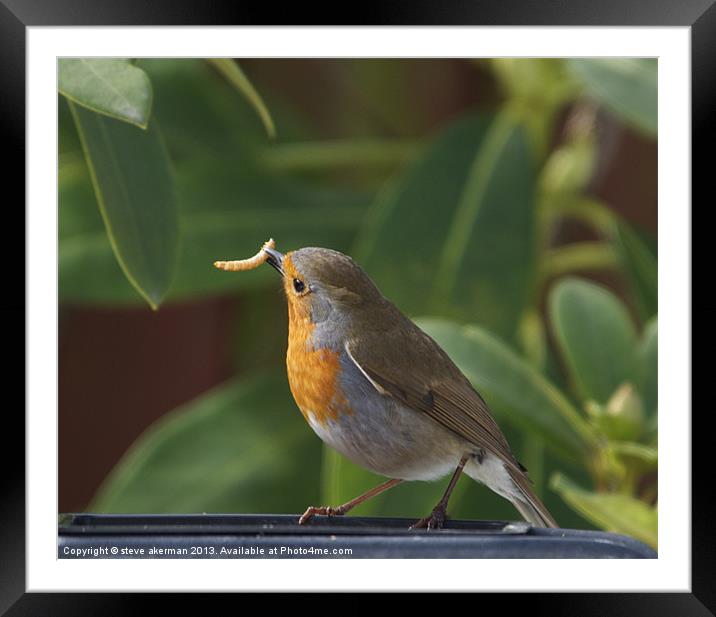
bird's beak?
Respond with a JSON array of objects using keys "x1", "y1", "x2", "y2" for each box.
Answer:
[{"x1": 264, "y1": 247, "x2": 284, "y2": 276}]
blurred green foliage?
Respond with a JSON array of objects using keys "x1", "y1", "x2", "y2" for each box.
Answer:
[
  {"x1": 92, "y1": 375, "x2": 322, "y2": 513},
  {"x1": 68, "y1": 101, "x2": 179, "y2": 308},
  {"x1": 59, "y1": 58, "x2": 658, "y2": 547}
]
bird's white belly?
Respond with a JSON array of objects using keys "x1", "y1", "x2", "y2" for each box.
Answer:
[{"x1": 304, "y1": 395, "x2": 468, "y2": 482}]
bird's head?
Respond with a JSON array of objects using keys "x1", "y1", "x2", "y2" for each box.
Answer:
[{"x1": 264, "y1": 246, "x2": 384, "y2": 326}]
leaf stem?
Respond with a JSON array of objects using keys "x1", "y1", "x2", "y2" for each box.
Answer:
[
  {"x1": 431, "y1": 111, "x2": 516, "y2": 307},
  {"x1": 207, "y1": 58, "x2": 276, "y2": 139},
  {"x1": 258, "y1": 139, "x2": 422, "y2": 173},
  {"x1": 540, "y1": 242, "x2": 619, "y2": 281}
]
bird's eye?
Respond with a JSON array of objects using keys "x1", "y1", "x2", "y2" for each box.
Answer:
[{"x1": 293, "y1": 278, "x2": 306, "y2": 293}]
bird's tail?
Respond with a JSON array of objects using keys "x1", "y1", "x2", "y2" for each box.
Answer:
[{"x1": 507, "y1": 467, "x2": 558, "y2": 528}]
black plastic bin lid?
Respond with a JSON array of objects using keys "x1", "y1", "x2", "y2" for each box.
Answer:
[{"x1": 58, "y1": 514, "x2": 657, "y2": 559}]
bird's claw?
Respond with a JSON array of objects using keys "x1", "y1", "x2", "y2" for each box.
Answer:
[
  {"x1": 298, "y1": 505, "x2": 344, "y2": 525},
  {"x1": 411, "y1": 504, "x2": 448, "y2": 530}
]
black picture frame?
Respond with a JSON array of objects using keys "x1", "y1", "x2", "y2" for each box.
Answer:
[{"x1": 5, "y1": 0, "x2": 704, "y2": 611}]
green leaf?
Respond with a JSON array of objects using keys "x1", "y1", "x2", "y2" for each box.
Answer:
[
  {"x1": 91, "y1": 374, "x2": 322, "y2": 513},
  {"x1": 551, "y1": 473, "x2": 657, "y2": 548},
  {"x1": 433, "y1": 113, "x2": 536, "y2": 339},
  {"x1": 137, "y1": 59, "x2": 265, "y2": 157},
  {"x1": 567, "y1": 59, "x2": 657, "y2": 137},
  {"x1": 355, "y1": 111, "x2": 537, "y2": 341},
  {"x1": 59, "y1": 59, "x2": 153, "y2": 128},
  {"x1": 207, "y1": 58, "x2": 276, "y2": 139},
  {"x1": 59, "y1": 95, "x2": 82, "y2": 155},
  {"x1": 607, "y1": 441, "x2": 658, "y2": 472},
  {"x1": 416, "y1": 318, "x2": 599, "y2": 465},
  {"x1": 354, "y1": 113, "x2": 493, "y2": 314},
  {"x1": 612, "y1": 221, "x2": 658, "y2": 321},
  {"x1": 549, "y1": 278, "x2": 638, "y2": 404},
  {"x1": 640, "y1": 317, "x2": 658, "y2": 417},
  {"x1": 59, "y1": 157, "x2": 368, "y2": 305},
  {"x1": 69, "y1": 102, "x2": 180, "y2": 309}
]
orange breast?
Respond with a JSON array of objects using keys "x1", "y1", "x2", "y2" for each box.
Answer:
[{"x1": 286, "y1": 300, "x2": 350, "y2": 427}]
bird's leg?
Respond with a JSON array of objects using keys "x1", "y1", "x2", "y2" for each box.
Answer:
[
  {"x1": 299, "y1": 478, "x2": 403, "y2": 525},
  {"x1": 412, "y1": 455, "x2": 469, "y2": 530}
]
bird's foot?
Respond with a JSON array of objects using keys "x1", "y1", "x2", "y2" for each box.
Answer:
[
  {"x1": 411, "y1": 503, "x2": 448, "y2": 530},
  {"x1": 298, "y1": 505, "x2": 345, "y2": 525}
]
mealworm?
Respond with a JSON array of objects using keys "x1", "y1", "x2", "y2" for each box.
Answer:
[{"x1": 213, "y1": 238, "x2": 276, "y2": 272}]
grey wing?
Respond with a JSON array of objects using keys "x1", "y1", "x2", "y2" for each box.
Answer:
[{"x1": 344, "y1": 324, "x2": 525, "y2": 475}]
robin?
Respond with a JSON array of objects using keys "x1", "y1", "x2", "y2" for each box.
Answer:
[{"x1": 222, "y1": 244, "x2": 558, "y2": 529}]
